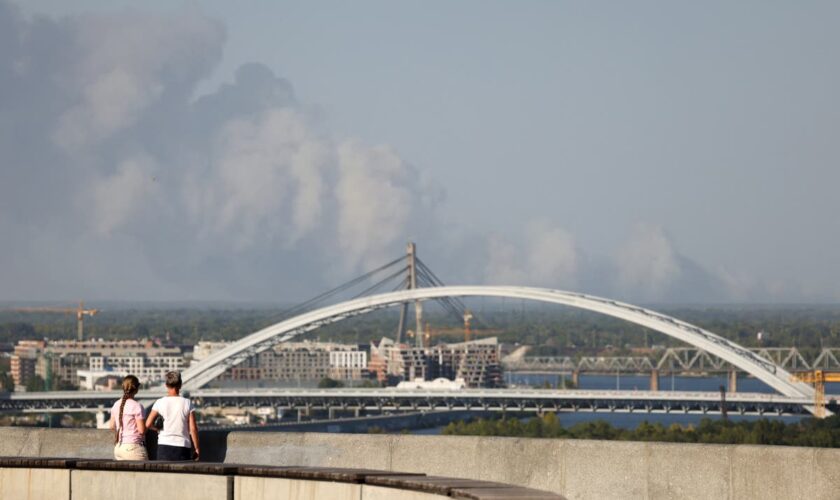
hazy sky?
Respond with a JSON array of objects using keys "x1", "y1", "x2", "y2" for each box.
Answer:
[{"x1": 2, "y1": 1, "x2": 839, "y2": 303}]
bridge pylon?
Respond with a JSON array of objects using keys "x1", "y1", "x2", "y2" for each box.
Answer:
[
  {"x1": 395, "y1": 242, "x2": 424, "y2": 346},
  {"x1": 408, "y1": 242, "x2": 424, "y2": 347},
  {"x1": 650, "y1": 369, "x2": 659, "y2": 392}
]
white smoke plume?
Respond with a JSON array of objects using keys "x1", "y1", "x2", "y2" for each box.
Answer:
[
  {"x1": 0, "y1": 1, "x2": 749, "y2": 303},
  {"x1": 483, "y1": 221, "x2": 578, "y2": 288},
  {"x1": 0, "y1": 2, "x2": 436, "y2": 301},
  {"x1": 614, "y1": 224, "x2": 681, "y2": 301}
]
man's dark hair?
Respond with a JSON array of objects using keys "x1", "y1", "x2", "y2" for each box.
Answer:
[{"x1": 165, "y1": 371, "x2": 182, "y2": 390}]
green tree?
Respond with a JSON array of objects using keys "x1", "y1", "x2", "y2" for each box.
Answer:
[
  {"x1": 0, "y1": 371, "x2": 13, "y2": 391},
  {"x1": 25, "y1": 375, "x2": 46, "y2": 392},
  {"x1": 317, "y1": 377, "x2": 344, "y2": 388}
]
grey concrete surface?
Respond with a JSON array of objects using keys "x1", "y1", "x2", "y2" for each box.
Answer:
[
  {"x1": 0, "y1": 467, "x2": 70, "y2": 500},
  {"x1": 219, "y1": 431, "x2": 840, "y2": 499},
  {"x1": 72, "y1": 470, "x2": 230, "y2": 500},
  {"x1": 0, "y1": 428, "x2": 111, "y2": 459},
  {"x1": 3, "y1": 427, "x2": 840, "y2": 499},
  {"x1": 224, "y1": 431, "x2": 393, "y2": 470},
  {"x1": 561, "y1": 439, "x2": 648, "y2": 499},
  {"x1": 362, "y1": 485, "x2": 449, "y2": 500},
  {"x1": 645, "y1": 441, "x2": 729, "y2": 500},
  {"x1": 235, "y1": 476, "x2": 362, "y2": 500},
  {"x1": 390, "y1": 433, "x2": 563, "y2": 494},
  {"x1": 728, "y1": 445, "x2": 830, "y2": 500}
]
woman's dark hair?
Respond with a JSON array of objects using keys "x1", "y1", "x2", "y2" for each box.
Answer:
[
  {"x1": 165, "y1": 371, "x2": 182, "y2": 390},
  {"x1": 114, "y1": 375, "x2": 140, "y2": 445}
]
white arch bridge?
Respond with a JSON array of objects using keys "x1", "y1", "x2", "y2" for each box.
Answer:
[{"x1": 180, "y1": 286, "x2": 817, "y2": 412}]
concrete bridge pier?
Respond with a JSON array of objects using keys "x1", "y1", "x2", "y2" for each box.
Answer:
[
  {"x1": 297, "y1": 406, "x2": 312, "y2": 422},
  {"x1": 728, "y1": 369, "x2": 738, "y2": 393},
  {"x1": 572, "y1": 370, "x2": 580, "y2": 388},
  {"x1": 650, "y1": 369, "x2": 659, "y2": 392},
  {"x1": 95, "y1": 410, "x2": 108, "y2": 429}
]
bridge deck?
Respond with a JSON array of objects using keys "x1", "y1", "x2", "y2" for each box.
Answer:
[{"x1": 2, "y1": 388, "x2": 829, "y2": 416}]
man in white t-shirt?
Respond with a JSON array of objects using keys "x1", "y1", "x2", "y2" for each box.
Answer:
[{"x1": 145, "y1": 371, "x2": 200, "y2": 461}]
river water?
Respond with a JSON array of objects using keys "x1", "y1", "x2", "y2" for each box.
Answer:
[
  {"x1": 507, "y1": 372, "x2": 840, "y2": 394},
  {"x1": 413, "y1": 373, "x2": 838, "y2": 433}
]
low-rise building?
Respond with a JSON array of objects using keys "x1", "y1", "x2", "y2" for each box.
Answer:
[
  {"x1": 79, "y1": 350, "x2": 185, "y2": 390},
  {"x1": 10, "y1": 340, "x2": 43, "y2": 389},
  {"x1": 192, "y1": 340, "x2": 368, "y2": 384},
  {"x1": 11, "y1": 339, "x2": 185, "y2": 390}
]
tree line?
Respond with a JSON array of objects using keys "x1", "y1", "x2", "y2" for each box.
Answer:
[
  {"x1": 442, "y1": 413, "x2": 840, "y2": 448},
  {"x1": 4, "y1": 305, "x2": 840, "y2": 352}
]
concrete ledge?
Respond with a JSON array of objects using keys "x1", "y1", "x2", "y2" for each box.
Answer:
[
  {"x1": 0, "y1": 428, "x2": 110, "y2": 459},
  {"x1": 0, "y1": 467, "x2": 70, "y2": 500},
  {"x1": 5, "y1": 427, "x2": 840, "y2": 499},
  {"x1": 0, "y1": 458, "x2": 564, "y2": 500},
  {"x1": 363, "y1": 484, "x2": 450, "y2": 500},
  {"x1": 365, "y1": 475, "x2": 509, "y2": 495},
  {"x1": 235, "y1": 476, "x2": 362, "y2": 500},
  {"x1": 218, "y1": 431, "x2": 840, "y2": 499},
  {"x1": 71, "y1": 469, "x2": 230, "y2": 500}
]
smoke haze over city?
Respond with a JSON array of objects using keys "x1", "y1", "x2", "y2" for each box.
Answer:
[{"x1": 2, "y1": 1, "x2": 840, "y2": 303}]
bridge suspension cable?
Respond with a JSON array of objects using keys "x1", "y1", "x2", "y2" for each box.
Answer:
[
  {"x1": 272, "y1": 244, "x2": 477, "y2": 327},
  {"x1": 350, "y1": 266, "x2": 410, "y2": 300},
  {"x1": 268, "y1": 255, "x2": 406, "y2": 323},
  {"x1": 264, "y1": 243, "x2": 479, "y2": 345},
  {"x1": 414, "y1": 256, "x2": 486, "y2": 329}
]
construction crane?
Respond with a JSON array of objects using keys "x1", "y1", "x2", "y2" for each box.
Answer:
[
  {"x1": 790, "y1": 369, "x2": 840, "y2": 418},
  {"x1": 463, "y1": 310, "x2": 474, "y2": 342},
  {"x1": 12, "y1": 301, "x2": 99, "y2": 341}
]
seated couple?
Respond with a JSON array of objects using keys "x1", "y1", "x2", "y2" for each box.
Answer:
[{"x1": 110, "y1": 371, "x2": 200, "y2": 461}]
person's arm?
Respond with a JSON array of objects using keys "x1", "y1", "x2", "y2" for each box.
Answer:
[
  {"x1": 145, "y1": 409, "x2": 160, "y2": 432},
  {"x1": 108, "y1": 413, "x2": 115, "y2": 430},
  {"x1": 135, "y1": 413, "x2": 146, "y2": 434},
  {"x1": 188, "y1": 411, "x2": 200, "y2": 461}
]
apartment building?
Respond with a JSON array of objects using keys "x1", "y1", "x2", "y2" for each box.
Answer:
[
  {"x1": 10, "y1": 340, "x2": 43, "y2": 389},
  {"x1": 192, "y1": 340, "x2": 368, "y2": 383},
  {"x1": 368, "y1": 337, "x2": 502, "y2": 388},
  {"x1": 11, "y1": 339, "x2": 184, "y2": 390}
]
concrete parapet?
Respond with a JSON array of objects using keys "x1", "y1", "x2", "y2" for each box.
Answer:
[
  {"x1": 0, "y1": 458, "x2": 561, "y2": 499},
  {"x1": 390, "y1": 434, "x2": 563, "y2": 493},
  {"x1": 362, "y1": 485, "x2": 446, "y2": 500},
  {"x1": 0, "y1": 467, "x2": 70, "y2": 500},
  {"x1": 217, "y1": 431, "x2": 840, "y2": 499},
  {"x1": 235, "y1": 476, "x2": 361, "y2": 500},
  {"x1": 72, "y1": 470, "x2": 230, "y2": 500},
  {"x1": 0, "y1": 427, "x2": 111, "y2": 459},
  {"x1": 5, "y1": 427, "x2": 840, "y2": 499},
  {"x1": 225, "y1": 430, "x2": 393, "y2": 470},
  {"x1": 645, "y1": 441, "x2": 729, "y2": 500},
  {"x1": 561, "y1": 439, "x2": 647, "y2": 499}
]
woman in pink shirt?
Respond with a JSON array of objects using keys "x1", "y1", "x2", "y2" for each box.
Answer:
[{"x1": 109, "y1": 375, "x2": 148, "y2": 460}]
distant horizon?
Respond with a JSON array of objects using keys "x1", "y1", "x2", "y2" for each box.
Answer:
[{"x1": 3, "y1": 298, "x2": 840, "y2": 311}]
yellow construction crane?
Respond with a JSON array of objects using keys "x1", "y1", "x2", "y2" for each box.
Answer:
[
  {"x1": 463, "y1": 310, "x2": 474, "y2": 342},
  {"x1": 12, "y1": 301, "x2": 99, "y2": 341},
  {"x1": 421, "y1": 318, "x2": 502, "y2": 347},
  {"x1": 790, "y1": 369, "x2": 840, "y2": 418}
]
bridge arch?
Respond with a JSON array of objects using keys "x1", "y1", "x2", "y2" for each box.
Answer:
[{"x1": 181, "y1": 286, "x2": 815, "y2": 401}]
